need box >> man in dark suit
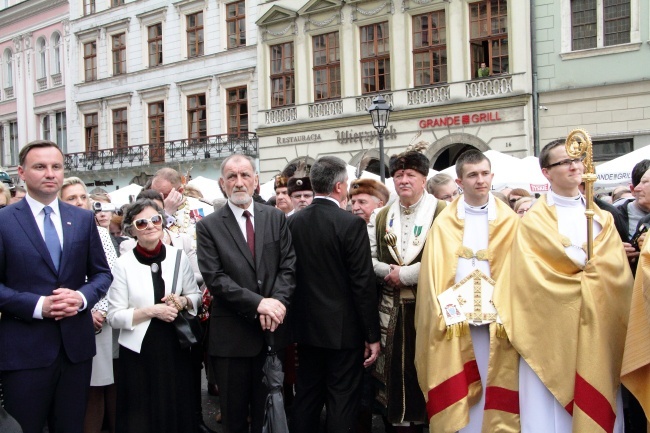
[288,155,381,433]
[0,140,112,433]
[196,154,296,433]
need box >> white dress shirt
[227,199,255,241]
[25,194,87,319]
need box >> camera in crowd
[92,201,123,216]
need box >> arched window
[37,37,47,79]
[4,49,13,88]
[51,33,61,75]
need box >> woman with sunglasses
[107,199,201,433]
[60,177,119,433]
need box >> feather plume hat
[389,141,430,177]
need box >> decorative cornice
[256,94,531,137]
[0,0,68,30]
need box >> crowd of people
[0,138,649,433]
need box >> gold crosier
[565,129,595,261]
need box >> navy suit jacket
[0,198,113,370]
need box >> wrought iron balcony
[64,132,258,172]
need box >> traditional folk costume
[415,193,519,433]
[369,190,446,424]
[621,226,650,419]
[494,192,633,433]
[168,196,213,249]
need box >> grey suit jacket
[196,201,296,357]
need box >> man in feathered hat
[349,179,390,224]
[368,143,446,432]
[415,150,520,433]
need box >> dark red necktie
[243,210,255,258]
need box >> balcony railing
[51,73,62,87]
[465,75,513,98]
[64,132,258,172]
[407,85,451,106]
[355,93,393,112]
[4,87,14,99]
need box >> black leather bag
[170,250,203,349]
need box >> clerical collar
[399,192,424,215]
[548,190,584,208]
[457,193,497,221]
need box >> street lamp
[368,95,393,183]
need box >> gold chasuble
[621,236,650,418]
[494,195,633,433]
[415,196,519,433]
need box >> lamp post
[368,95,393,183]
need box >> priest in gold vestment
[621,216,650,423]
[494,140,633,433]
[415,150,520,433]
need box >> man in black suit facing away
[196,154,296,433]
[288,155,381,433]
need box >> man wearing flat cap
[287,176,314,216]
[368,144,446,431]
[349,179,390,224]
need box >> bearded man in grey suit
[196,154,296,433]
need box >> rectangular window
[227,1,246,49]
[112,33,126,75]
[413,10,447,86]
[83,0,95,16]
[227,87,248,135]
[111,0,124,6]
[9,121,18,166]
[187,12,204,58]
[571,0,597,50]
[593,138,633,161]
[43,115,51,141]
[312,32,341,101]
[85,113,99,153]
[360,22,391,94]
[148,24,163,67]
[148,101,165,163]
[469,0,508,77]
[84,41,97,82]
[187,94,207,140]
[56,111,67,153]
[113,108,128,151]
[604,0,630,46]
[270,42,295,108]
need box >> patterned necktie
[243,210,255,258]
[43,206,61,271]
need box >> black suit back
[288,198,379,350]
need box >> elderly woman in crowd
[59,177,119,433]
[107,199,200,433]
[0,183,10,208]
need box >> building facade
[534,0,650,164]
[255,0,533,181]
[0,0,69,183]
[63,0,259,188]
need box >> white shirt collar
[547,190,585,208]
[315,196,341,206]
[25,193,60,217]
[227,199,254,219]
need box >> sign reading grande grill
[419,111,502,129]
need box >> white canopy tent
[187,176,225,202]
[439,150,550,193]
[107,184,143,207]
[594,146,650,189]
